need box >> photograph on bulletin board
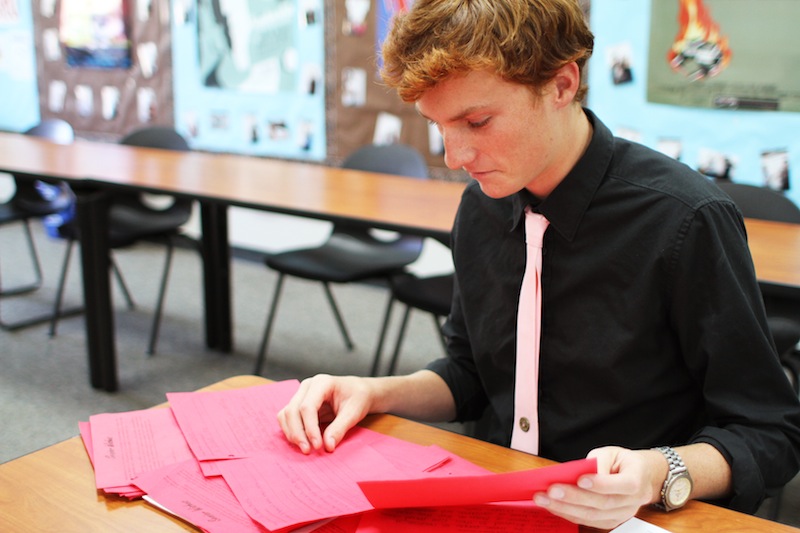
[60,0,132,69]
[647,0,800,112]
[198,0,297,93]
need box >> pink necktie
[511,208,549,455]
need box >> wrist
[652,446,694,511]
[645,448,670,505]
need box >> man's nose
[442,132,475,170]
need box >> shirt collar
[510,109,615,241]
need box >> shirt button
[519,417,530,432]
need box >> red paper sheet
[356,503,577,532]
[357,457,597,508]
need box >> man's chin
[474,179,517,200]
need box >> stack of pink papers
[79,379,595,532]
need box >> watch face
[668,476,692,507]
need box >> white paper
[611,517,673,533]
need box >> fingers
[321,398,369,452]
[534,485,640,530]
[277,377,328,454]
[532,447,653,530]
[277,375,373,454]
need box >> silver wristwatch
[653,446,693,511]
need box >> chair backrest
[337,144,429,242]
[714,179,800,224]
[10,120,75,216]
[120,126,190,151]
[113,126,193,221]
[342,143,429,179]
[25,118,75,145]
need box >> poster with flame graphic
[647,0,800,112]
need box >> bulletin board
[31,0,174,141]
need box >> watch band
[653,446,693,511]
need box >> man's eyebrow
[416,104,488,124]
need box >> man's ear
[551,62,581,108]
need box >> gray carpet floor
[1,222,798,527]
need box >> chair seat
[55,201,191,248]
[390,273,454,316]
[0,203,28,224]
[769,316,800,356]
[266,232,422,283]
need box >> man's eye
[468,117,490,128]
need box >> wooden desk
[0,375,794,533]
[4,131,800,392]
[0,132,465,391]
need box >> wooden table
[4,131,800,391]
[0,132,465,391]
[0,375,794,533]
[745,218,800,295]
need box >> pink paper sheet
[166,380,300,461]
[217,443,407,532]
[88,407,196,495]
[357,457,597,508]
[133,459,268,533]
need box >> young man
[278,0,800,528]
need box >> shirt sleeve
[667,199,800,512]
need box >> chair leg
[254,273,286,376]
[110,256,135,310]
[147,238,175,355]
[49,238,75,337]
[433,314,447,353]
[0,220,44,297]
[370,294,396,376]
[322,282,354,351]
[768,488,784,522]
[386,306,412,376]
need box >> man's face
[416,70,564,199]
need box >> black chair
[370,269,454,376]
[714,179,800,377]
[714,179,800,224]
[254,143,429,375]
[0,119,78,330]
[51,126,195,354]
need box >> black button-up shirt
[428,109,800,512]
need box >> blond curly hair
[381,0,594,103]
